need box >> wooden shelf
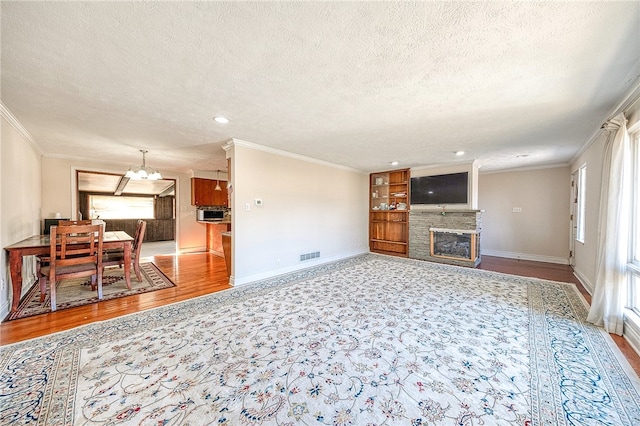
[369,168,410,257]
[370,239,407,245]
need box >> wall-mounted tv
[410,172,468,205]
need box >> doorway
[75,170,177,253]
[569,171,578,267]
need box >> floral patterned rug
[3,262,176,321]
[1,254,639,425]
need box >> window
[634,135,640,264]
[576,164,587,243]
[630,132,640,314]
[89,195,154,220]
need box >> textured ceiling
[2,2,639,174]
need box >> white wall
[478,166,571,264]
[1,113,42,318]
[41,157,204,253]
[228,140,369,285]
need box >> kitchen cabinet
[369,168,410,256]
[206,222,231,254]
[222,231,231,278]
[191,177,228,207]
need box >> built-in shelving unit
[369,168,410,257]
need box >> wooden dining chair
[38,224,104,312]
[36,220,94,279]
[58,220,92,226]
[103,219,147,284]
[37,219,91,262]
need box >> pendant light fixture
[215,170,222,191]
[125,149,162,180]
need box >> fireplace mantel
[412,209,484,213]
[429,227,480,234]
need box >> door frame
[569,170,578,266]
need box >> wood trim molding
[481,249,569,265]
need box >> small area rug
[3,262,175,321]
[1,254,640,424]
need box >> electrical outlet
[245,202,251,211]
[512,207,522,213]
[0,278,5,292]
[276,259,281,266]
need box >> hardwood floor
[0,252,231,345]
[2,253,639,377]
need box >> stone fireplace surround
[408,210,483,267]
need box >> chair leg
[96,270,103,300]
[50,279,57,312]
[39,277,47,303]
[134,260,142,282]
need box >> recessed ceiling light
[214,116,229,124]
[390,161,399,166]
[454,151,465,156]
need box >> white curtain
[587,112,632,335]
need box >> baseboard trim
[624,309,640,357]
[482,249,569,265]
[0,300,9,322]
[178,246,207,254]
[233,249,367,286]
[573,268,594,295]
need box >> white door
[569,171,578,266]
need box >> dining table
[4,230,133,314]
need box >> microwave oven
[197,209,225,221]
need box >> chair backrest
[133,220,147,258]
[49,224,104,273]
[58,220,92,226]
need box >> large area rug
[2,254,640,425]
[3,262,176,321]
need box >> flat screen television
[410,172,468,205]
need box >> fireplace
[430,228,479,263]
[409,210,482,267]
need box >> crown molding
[479,162,570,175]
[222,138,364,173]
[0,101,42,155]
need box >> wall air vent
[300,251,320,262]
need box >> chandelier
[125,149,162,180]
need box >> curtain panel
[587,112,632,335]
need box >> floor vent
[300,251,320,262]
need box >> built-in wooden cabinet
[205,222,231,254]
[191,178,228,207]
[369,168,410,256]
[105,219,174,242]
